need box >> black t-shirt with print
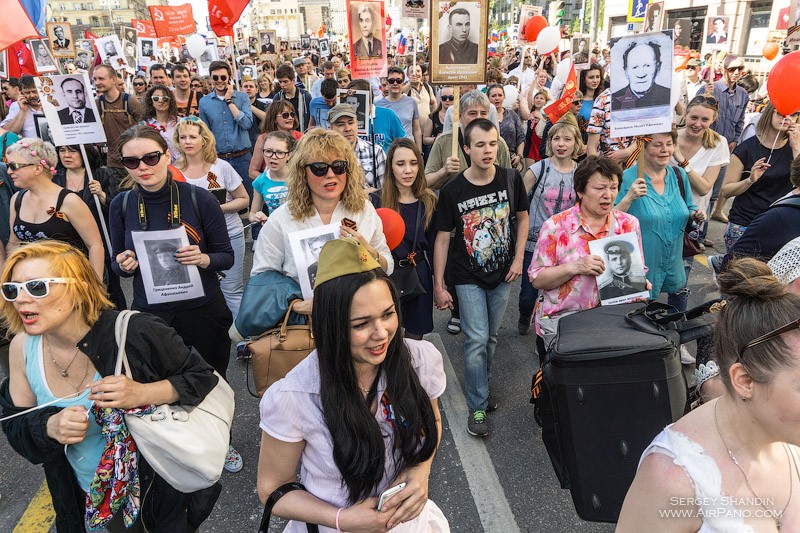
[434,165,529,290]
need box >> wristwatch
[224,99,233,105]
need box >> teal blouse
[617,164,696,296]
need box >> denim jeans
[666,262,691,313]
[221,152,258,240]
[455,282,512,411]
[518,250,539,318]
[221,231,245,320]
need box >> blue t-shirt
[579,99,594,123]
[253,170,289,214]
[309,97,332,129]
[358,106,408,154]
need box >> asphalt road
[0,220,727,533]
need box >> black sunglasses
[212,74,229,81]
[387,78,404,85]
[305,160,348,177]
[738,318,800,360]
[726,66,745,73]
[685,66,697,71]
[279,111,296,120]
[6,162,36,172]
[121,151,165,170]
[441,95,454,102]
[133,82,146,86]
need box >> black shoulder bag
[389,203,427,302]
[672,166,702,258]
[258,482,320,533]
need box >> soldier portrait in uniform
[438,7,478,64]
[430,0,488,84]
[351,2,384,59]
[147,240,190,287]
[589,235,649,305]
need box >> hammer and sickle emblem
[153,8,164,22]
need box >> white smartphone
[377,482,407,511]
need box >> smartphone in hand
[377,482,406,511]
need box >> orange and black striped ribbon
[624,135,654,169]
[207,172,220,189]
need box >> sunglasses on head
[441,95,454,102]
[689,95,719,109]
[6,162,36,172]
[280,111,296,120]
[179,115,201,123]
[121,151,165,170]
[305,160,348,177]
[387,78,404,85]
[211,74,229,82]
[1,278,74,301]
[151,95,170,102]
[726,65,745,73]
[738,318,800,360]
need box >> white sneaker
[680,345,696,365]
[224,445,243,473]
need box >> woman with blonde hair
[251,128,393,315]
[0,240,220,532]
[370,138,437,338]
[173,117,249,322]
[257,69,275,106]
[6,138,104,279]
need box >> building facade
[50,0,164,40]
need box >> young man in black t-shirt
[433,119,529,437]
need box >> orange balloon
[525,16,548,43]
[376,208,406,250]
[763,43,780,61]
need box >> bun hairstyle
[715,258,800,390]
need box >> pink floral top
[529,204,643,335]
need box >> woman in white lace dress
[618,258,800,532]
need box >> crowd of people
[0,32,798,532]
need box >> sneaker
[236,343,251,361]
[680,345,696,365]
[517,314,532,335]
[224,445,243,473]
[486,392,498,412]
[446,317,461,335]
[467,409,488,437]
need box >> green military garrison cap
[314,238,381,289]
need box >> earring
[741,397,749,402]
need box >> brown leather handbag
[247,300,314,397]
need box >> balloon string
[766,116,787,165]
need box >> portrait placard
[138,38,158,69]
[319,38,331,59]
[34,73,107,146]
[47,22,75,59]
[122,40,137,71]
[588,232,649,306]
[609,31,674,138]
[402,0,429,20]
[197,45,218,77]
[704,16,730,51]
[95,35,130,71]
[0,51,7,79]
[120,25,138,46]
[337,89,370,135]
[347,0,388,79]
[430,0,488,84]
[517,5,543,44]
[74,49,93,71]
[33,114,54,145]
[669,18,692,49]
[643,1,664,33]
[132,227,205,305]
[288,224,340,299]
[259,31,277,54]
[571,35,590,70]
[30,39,59,74]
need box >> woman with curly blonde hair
[251,128,393,315]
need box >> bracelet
[335,507,344,532]
[678,159,689,168]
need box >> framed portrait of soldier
[288,224,339,299]
[132,228,204,304]
[571,35,591,70]
[138,37,157,69]
[259,31,277,54]
[0,51,7,79]
[96,35,130,71]
[301,34,311,50]
[588,233,649,306]
[609,31,674,138]
[47,22,75,59]
[120,26,138,46]
[643,2,664,33]
[337,89,370,134]
[430,0,488,84]
[670,18,692,49]
[30,39,59,74]
[347,0,388,79]
[122,40,137,71]
[235,39,248,58]
[34,73,107,146]
[34,114,54,145]
[74,49,93,71]
[197,45,218,77]
[705,16,730,51]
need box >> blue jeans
[221,151,258,240]
[221,231,245,320]
[518,250,539,318]
[455,282,512,411]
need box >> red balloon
[768,51,800,116]
[525,15,548,43]
[376,208,405,250]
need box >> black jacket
[0,309,221,532]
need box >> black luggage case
[539,302,688,523]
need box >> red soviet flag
[208,0,249,38]
[1,1,40,52]
[544,67,578,124]
[149,4,195,37]
[7,41,37,78]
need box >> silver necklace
[714,400,793,530]
[46,337,80,378]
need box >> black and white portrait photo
[351,3,384,59]
[289,224,339,299]
[260,31,276,54]
[121,26,138,46]
[643,2,664,33]
[75,50,92,70]
[47,22,75,59]
[319,38,330,59]
[139,37,157,69]
[96,35,129,70]
[670,18,692,49]
[34,114,54,145]
[301,34,311,50]
[30,39,58,73]
[438,5,479,64]
[337,89,370,134]
[78,39,93,52]
[146,240,190,287]
[57,77,96,124]
[588,234,649,306]
[123,40,137,70]
[571,36,590,69]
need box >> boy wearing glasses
[199,60,254,196]
[375,66,422,150]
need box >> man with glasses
[375,66,422,150]
[273,63,312,132]
[1,76,44,138]
[684,58,708,103]
[199,60,254,197]
[327,103,386,190]
[171,65,200,118]
[708,54,749,226]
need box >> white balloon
[186,34,206,59]
[556,58,573,84]
[503,85,519,108]
[536,27,561,55]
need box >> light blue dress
[618,164,696,297]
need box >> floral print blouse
[529,204,643,335]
